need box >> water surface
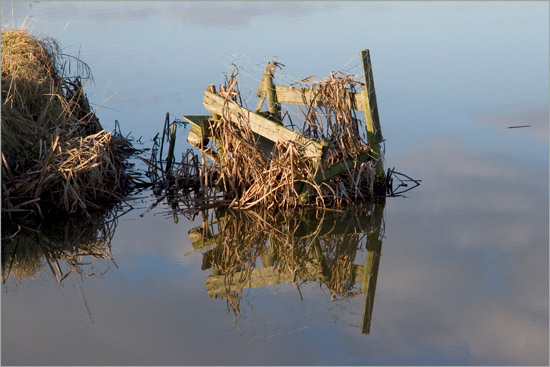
[1,1,548,365]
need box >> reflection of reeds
[191,204,383,310]
[189,202,385,334]
[1,209,118,283]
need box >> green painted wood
[299,149,373,203]
[360,50,385,180]
[255,134,276,157]
[275,85,365,110]
[183,115,211,149]
[264,62,282,123]
[182,115,211,126]
[202,89,324,159]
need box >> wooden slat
[274,85,365,110]
[202,89,324,158]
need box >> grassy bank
[1,29,134,219]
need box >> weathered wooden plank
[360,50,385,180]
[182,115,211,126]
[203,89,324,159]
[183,115,211,148]
[274,85,365,110]
[187,127,203,148]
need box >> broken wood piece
[182,115,211,149]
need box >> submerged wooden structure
[181,50,386,207]
[186,201,385,334]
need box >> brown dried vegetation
[149,68,380,214]
[1,29,134,219]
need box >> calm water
[1,1,549,365]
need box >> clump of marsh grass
[1,29,135,219]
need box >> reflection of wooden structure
[182,49,385,197]
[186,201,385,334]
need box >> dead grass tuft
[1,29,135,219]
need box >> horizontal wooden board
[203,90,324,159]
[274,85,365,111]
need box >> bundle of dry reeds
[1,29,135,219]
[292,72,376,205]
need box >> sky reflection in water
[1,1,548,365]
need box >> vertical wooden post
[360,50,385,189]
[360,199,385,334]
[256,62,282,124]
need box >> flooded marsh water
[1,1,548,366]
